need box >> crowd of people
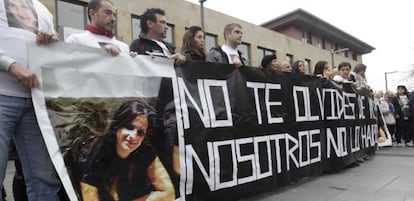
[375,86,414,147]
[1,0,413,200]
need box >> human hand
[103,44,121,56]
[36,30,59,45]
[170,53,186,65]
[129,51,138,57]
[233,56,242,68]
[8,62,39,88]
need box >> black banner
[177,61,376,200]
[30,44,377,201]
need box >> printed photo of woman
[5,0,38,33]
[78,100,175,201]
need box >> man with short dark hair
[206,23,246,68]
[130,8,185,65]
[66,0,130,56]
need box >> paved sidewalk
[241,146,414,201]
[3,147,414,201]
[3,161,14,201]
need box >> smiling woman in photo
[5,0,38,33]
[79,100,175,201]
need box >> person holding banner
[65,0,130,56]
[206,23,246,67]
[279,60,292,72]
[130,8,186,65]
[292,60,306,74]
[79,100,175,201]
[375,90,395,143]
[181,26,207,61]
[0,0,62,200]
[260,54,278,70]
[379,91,396,139]
[332,62,353,83]
[349,63,370,90]
[313,60,332,79]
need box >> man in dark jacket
[206,23,246,67]
[130,8,185,65]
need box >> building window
[56,0,88,40]
[205,33,217,52]
[304,59,311,74]
[352,51,358,60]
[317,37,325,49]
[238,42,251,65]
[333,43,339,51]
[302,31,312,44]
[257,46,276,66]
[57,0,88,30]
[344,50,349,58]
[131,15,174,45]
[317,37,321,48]
[326,40,332,51]
[131,15,140,40]
[286,54,293,65]
[165,23,174,45]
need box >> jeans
[0,94,60,201]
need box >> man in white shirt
[0,0,61,200]
[206,23,246,68]
[65,0,130,56]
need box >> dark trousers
[396,120,411,143]
[0,159,28,201]
[1,187,5,201]
[12,159,69,201]
[13,159,27,201]
[386,124,395,139]
[9,142,69,201]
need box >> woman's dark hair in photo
[108,100,155,134]
[82,100,156,200]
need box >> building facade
[40,0,374,73]
[261,9,375,70]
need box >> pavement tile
[241,147,414,201]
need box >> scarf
[86,25,114,38]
